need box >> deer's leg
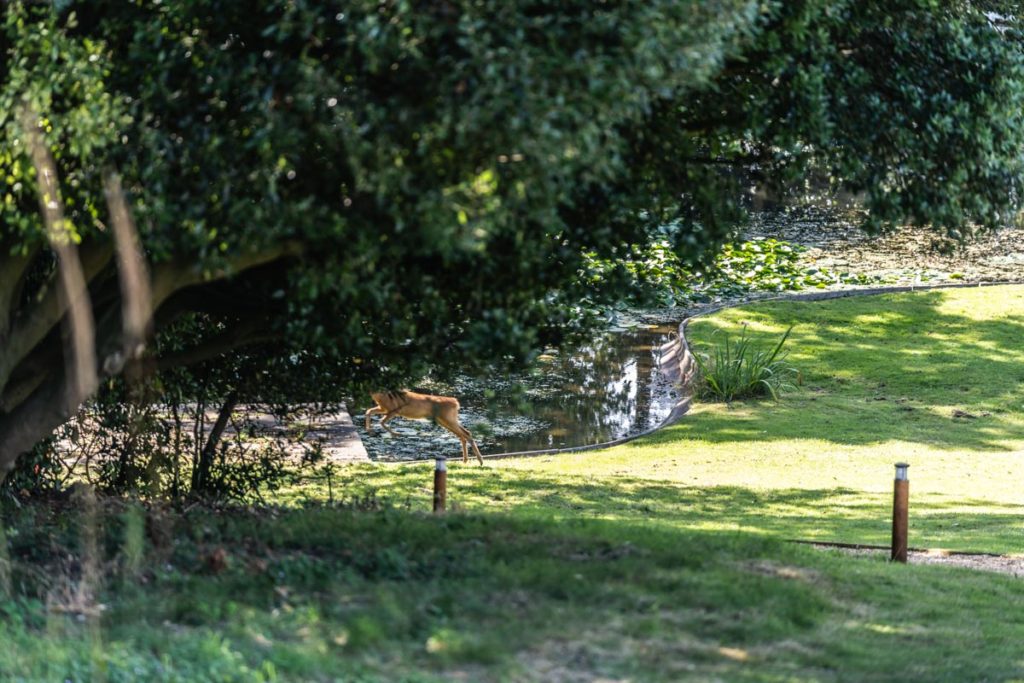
[467,430,484,465]
[454,421,483,465]
[380,410,403,437]
[364,406,384,433]
[436,416,467,462]
[438,416,483,465]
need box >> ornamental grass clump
[693,325,798,402]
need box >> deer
[364,390,484,465]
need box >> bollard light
[433,457,448,514]
[891,462,910,563]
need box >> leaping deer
[365,390,484,465]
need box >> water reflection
[361,325,680,461]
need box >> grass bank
[3,500,1024,682]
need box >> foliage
[699,238,878,296]
[2,395,324,502]
[693,324,798,402]
[591,234,881,309]
[686,0,1024,234]
[2,439,65,497]
[0,0,1022,474]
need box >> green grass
[5,501,1024,682]
[337,284,1024,554]
[7,285,1024,681]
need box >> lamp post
[433,457,447,513]
[891,462,909,563]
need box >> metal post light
[891,462,909,563]
[433,457,447,514]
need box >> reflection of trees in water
[633,334,657,433]
[424,326,676,454]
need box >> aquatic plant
[693,325,798,402]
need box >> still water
[361,324,681,461]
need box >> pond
[360,324,681,461]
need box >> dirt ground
[810,543,1024,577]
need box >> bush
[693,325,798,402]
[4,386,327,503]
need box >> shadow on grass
[0,498,830,681]
[6,483,1024,679]
[348,467,1024,555]
[680,288,1024,451]
[6,495,1024,682]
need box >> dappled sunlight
[676,288,1024,455]
[694,287,1024,366]
[514,423,1024,502]
[861,622,929,636]
[316,289,1024,555]
[338,460,1024,554]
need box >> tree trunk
[0,373,74,476]
[191,393,237,495]
[171,401,182,498]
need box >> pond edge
[393,280,1024,465]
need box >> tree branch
[0,234,298,392]
[155,318,281,372]
[681,155,773,166]
[0,244,42,338]
[0,370,72,475]
[0,366,52,416]
[0,241,113,394]
[150,241,304,309]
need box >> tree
[0,0,1021,478]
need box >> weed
[693,324,798,401]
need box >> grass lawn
[5,285,1024,681]
[343,284,1024,554]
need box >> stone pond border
[392,279,1024,465]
